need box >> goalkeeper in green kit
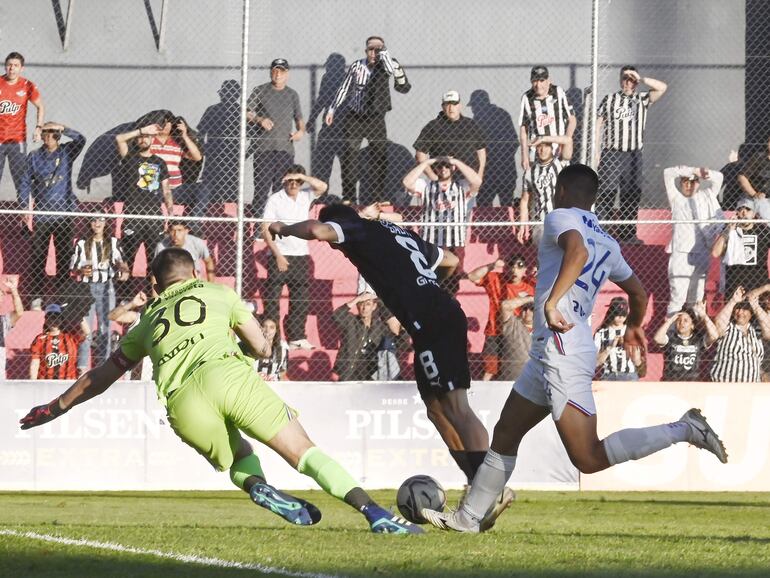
[20,248,421,535]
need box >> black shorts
[412,302,470,398]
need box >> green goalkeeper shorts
[165,357,297,471]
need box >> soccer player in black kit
[268,203,513,525]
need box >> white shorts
[513,345,596,421]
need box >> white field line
[0,529,341,578]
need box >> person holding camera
[19,122,86,303]
[325,35,410,204]
[594,66,667,243]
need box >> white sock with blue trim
[603,422,690,466]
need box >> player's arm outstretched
[544,229,588,333]
[268,220,339,243]
[19,360,128,430]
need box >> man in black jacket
[325,36,410,204]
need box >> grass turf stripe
[0,529,341,578]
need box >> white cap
[442,90,460,104]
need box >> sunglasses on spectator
[285,178,303,184]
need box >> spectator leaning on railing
[710,286,769,383]
[663,165,724,316]
[653,301,718,382]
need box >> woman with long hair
[255,317,289,381]
[594,297,645,380]
[653,301,719,381]
[70,215,129,368]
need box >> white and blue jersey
[532,208,633,357]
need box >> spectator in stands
[720,145,749,210]
[710,286,769,382]
[332,292,400,381]
[467,255,535,381]
[70,215,129,367]
[0,277,24,380]
[114,125,173,296]
[402,157,481,294]
[107,290,152,380]
[413,90,486,183]
[750,285,770,381]
[595,66,667,243]
[135,110,203,197]
[595,297,645,380]
[20,122,86,301]
[247,59,305,216]
[154,220,216,282]
[29,303,89,379]
[254,317,288,382]
[653,301,719,381]
[518,134,573,245]
[712,198,770,297]
[260,164,327,350]
[737,135,770,201]
[518,65,575,173]
[498,295,534,381]
[663,165,724,316]
[0,52,44,195]
[325,35,410,203]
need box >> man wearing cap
[325,36,410,203]
[712,196,770,298]
[594,66,667,243]
[518,66,575,173]
[663,165,724,315]
[19,122,86,302]
[247,58,305,216]
[414,90,486,183]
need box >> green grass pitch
[1,490,768,577]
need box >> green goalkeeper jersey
[117,279,253,402]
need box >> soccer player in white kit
[423,164,728,533]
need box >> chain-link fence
[0,0,762,384]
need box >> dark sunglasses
[285,178,303,184]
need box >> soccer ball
[396,475,446,524]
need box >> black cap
[531,65,549,81]
[271,58,290,70]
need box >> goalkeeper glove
[20,397,67,430]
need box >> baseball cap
[531,66,549,81]
[442,90,460,104]
[683,173,700,182]
[270,58,290,70]
[45,303,63,314]
[736,198,756,212]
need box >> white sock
[459,450,517,523]
[603,422,690,466]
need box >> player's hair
[284,164,306,177]
[151,248,195,289]
[555,163,599,205]
[366,36,385,46]
[599,297,629,329]
[319,203,359,223]
[5,52,24,65]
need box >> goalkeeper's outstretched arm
[20,360,127,430]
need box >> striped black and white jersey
[413,177,473,248]
[518,85,573,140]
[70,237,123,283]
[330,52,396,116]
[523,158,569,221]
[710,323,764,382]
[594,325,636,376]
[597,90,651,152]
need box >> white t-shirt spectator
[262,188,315,256]
[155,234,211,276]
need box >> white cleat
[680,408,728,464]
[420,508,480,533]
[479,486,516,532]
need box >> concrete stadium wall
[0,0,745,206]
